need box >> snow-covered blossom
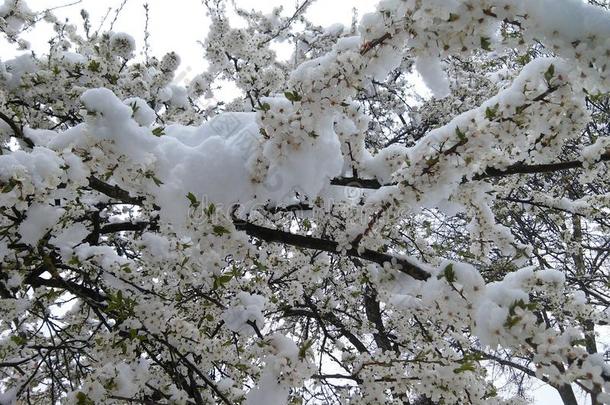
[0,0,609,404]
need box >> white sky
[0,1,591,404]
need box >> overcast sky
[0,1,586,403]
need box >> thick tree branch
[25,275,107,305]
[100,221,149,234]
[331,152,610,190]
[85,179,430,280]
[330,176,383,189]
[87,176,143,204]
[473,153,610,179]
[234,220,431,280]
[363,286,396,353]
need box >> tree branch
[473,153,610,179]
[330,152,610,190]
[87,177,143,204]
[99,221,149,234]
[0,110,34,148]
[234,220,431,280]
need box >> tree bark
[556,384,578,405]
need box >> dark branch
[100,221,149,234]
[0,110,35,148]
[234,220,430,280]
[330,152,610,190]
[330,177,383,189]
[283,307,369,354]
[473,153,610,179]
[87,177,143,204]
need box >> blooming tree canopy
[1,0,610,404]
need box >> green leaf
[76,392,95,405]
[105,73,119,85]
[570,338,587,347]
[504,315,522,328]
[258,103,271,112]
[507,299,537,316]
[516,53,531,66]
[10,335,27,346]
[299,339,314,360]
[213,225,230,237]
[284,91,302,103]
[186,192,199,208]
[439,263,456,283]
[455,127,467,142]
[69,256,81,266]
[483,387,498,400]
[485,103,499,120]
[480,36,492,51]
[129,328,138,339]
[544,64,555,83]
[88,60,101,73]
[204,203,216,216]
[152,126,165,137]
[104,377,117,390]
[504,299,537,328]
[144,172,163,186]
[106,291,136,322]
[213,273,234,289]
[253,259,268,272]
[1,179,17,193]
[453,361,476,374]
[515,104,527,115]
[426,156,439,167]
